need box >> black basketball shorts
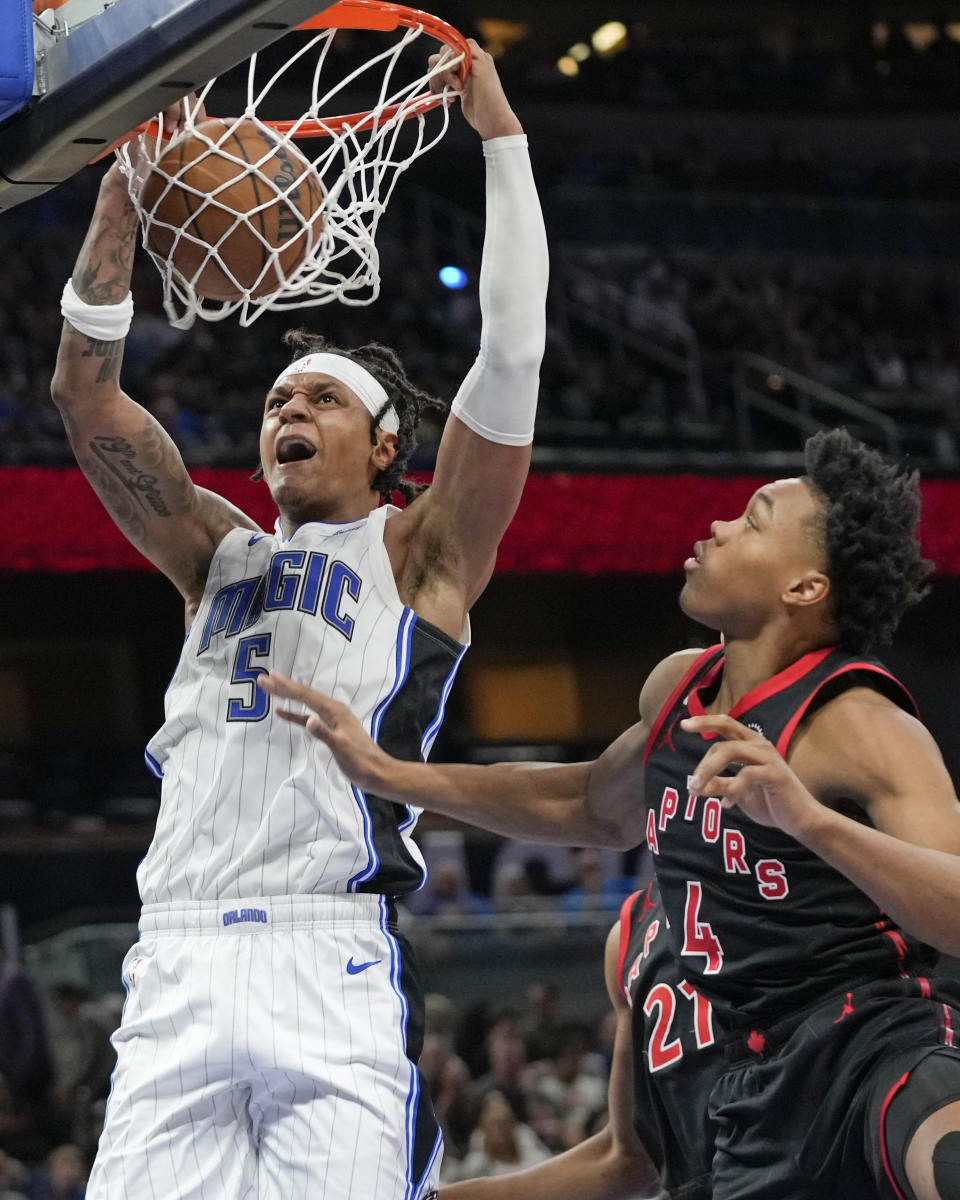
[706,977,960,1200]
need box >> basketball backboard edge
[0,0,338,213]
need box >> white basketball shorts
[86,893,442,1200]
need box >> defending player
[50,45,548,1200]
[261,428,960,1200]
[439,878,720,1200]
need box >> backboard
[0,0,340,212]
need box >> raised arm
[392,41,549,622]
[440,923,664,1200]
[50,124,257,609]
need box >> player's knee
[933,1130,960,1200]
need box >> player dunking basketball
[51,45,548,1200]
[264,429,960,1200]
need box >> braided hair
[256,330,447,504]
[803,428,932,653]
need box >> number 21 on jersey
[643,977,716,1072]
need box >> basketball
[140,118,324,301]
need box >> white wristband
[60,277,134,341]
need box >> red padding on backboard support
[2,468,960,575]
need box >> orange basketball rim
[105,0,472,157]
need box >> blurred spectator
[0,962,52,1111]
[522,857,571,901]
[453,1091,551,1181]
[420,993,474,1160]
[467,1010,533,1125]
[491,862,544,914]
[0,960,55,1161]
[454,1000,496,1081]
[44,983,115,1139]
[4,173,960,468]
[419,1034,473,1162]
[424,991,459,1043]
[0,1150,28,1200]
[561,849,633,915]
[864,331,910,391]
[461,831,505,898]
[30,1144,87,1200]
[520,980,562,1063]
[530,1022,608,1151]
[414,860,495,918]
[914,339,960,403]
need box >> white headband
[273,353,400,435]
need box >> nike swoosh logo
[248,534,268,546]
[346,957,382,975]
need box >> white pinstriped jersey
[139,505,467,904]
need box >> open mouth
[276,436,317,465]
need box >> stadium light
[439,265,468,290]
[591,21,628,55]
[557,55,580,77]
[904,22,938,51]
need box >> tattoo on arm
[74,439,149,546]
[66,209,138,380]
[89,435,172,518]
[74,414,198,543]
[73,211,138,305]
[81,338,124,383]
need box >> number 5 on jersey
[228,634,272,721]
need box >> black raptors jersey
[643,644,938,1029]
[619,882,724,1200]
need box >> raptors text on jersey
[642,644,936,1026]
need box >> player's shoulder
[638,648,706,726]
[800,682,925,747]
[196,486,262,544]
[791,682,945,803]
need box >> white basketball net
[116,23,462,328]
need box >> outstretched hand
[257,670,397,793]
[114,92,208,198]
[428,38,523,140]
[681,714,824,842]
[158,93,207,139]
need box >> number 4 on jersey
[682,880,724,975]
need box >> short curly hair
[256,330,447,504]
[803,428,932,653]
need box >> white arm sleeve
[450,133,549,446]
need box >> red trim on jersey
[943,1003,956,1047]
[685,646,835,738]
[879,1071,912,1200]
[617,890,642,997]
[644,646,722,765]
[774,663,919,757]
[883,928,910,974]
[919,977,932,999]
